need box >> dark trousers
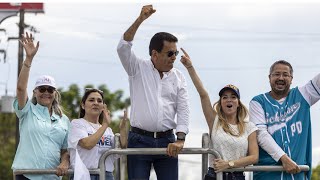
[127,131,178,180]
[204,167,245,180]
[15,175,30,180]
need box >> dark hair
[149,32,178,56]
[79,88,104,123]
[269,60,293,75]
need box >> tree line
[0,84,129,180]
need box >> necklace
[85,119,101,130]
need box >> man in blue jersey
[249,60,320,179]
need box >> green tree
[312,164,320,180]
[59,84,130,180]
[59,84,130,120]
[1,84,130,180]
[0,113,16,180]
[59,84,81,119]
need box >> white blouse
[209,116,257,167]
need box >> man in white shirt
[117,5,190,180]
[249,60,320,180]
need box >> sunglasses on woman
[37,86,56,94]
[85,88,104,94]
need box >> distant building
[0,95,14,113]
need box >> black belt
[131,126,173,138]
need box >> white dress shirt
[117,37,190,134]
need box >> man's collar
[150,60,173,75]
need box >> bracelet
[23,62,31,68]
[186,65,193,69]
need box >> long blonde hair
[32,90,64,117]
[213,98,248,136]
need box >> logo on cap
[34,75,56,89]
[219,84,240,98]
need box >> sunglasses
[37,86,56,94]
[85,88,104,94]
[167,50,179,57]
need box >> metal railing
[13,133,310,180]
[12,148,220,180]
[112,132,213,180]
[99,148,220,180]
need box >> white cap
[34,75,56,89]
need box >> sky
[1,1,320,179]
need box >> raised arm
[123,5,156,41]
[299,73,320,106]
[117,5,156,76]
[16,32,39,109]
[312,73,320,89]
[180,48,216,131]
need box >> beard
[271,81,290,96]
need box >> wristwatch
[228,161,235,168]
[176,132,186,141]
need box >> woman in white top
[180,48,258,180]
[68,88,128,180]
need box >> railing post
[114,133,121,180]
[202,133,210,179]
[216,172,223,180]
[13,148,309,180]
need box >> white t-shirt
[68,118,118,172]
[209,117,257,167]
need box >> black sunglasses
[37,86,56,94]
[167,50,179,57]
[85,88,103,94]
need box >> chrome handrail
[223,165,309,172]
[13,133,310,180]
[98,148,221,180]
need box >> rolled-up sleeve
[117,36,139,76]
[13,98,31,120]
[299,75,320,106]
[176,73,190,134]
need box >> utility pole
[0,3,44,150]
[15,9,24,149]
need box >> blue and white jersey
[250,80,320,180]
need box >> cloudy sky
[1,1,320,179]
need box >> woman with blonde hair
[12,32,70,180]
[180,48,258,180]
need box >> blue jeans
[127,131,178,180]
[70,171,114,180]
